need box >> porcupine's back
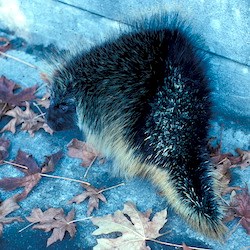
[48,14,227,239]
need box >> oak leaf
[213,158,241,196]
[0,195,23,236]
[224,187,250,235]
[91,202,167,250]
[1,102,53,136]
[26,208,76,247]
[230,148,250,169]
[0,150,63,201]
[68,184,107,216]
[0,137,10,162]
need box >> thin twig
[18,222,36,233]
[0,51,38,69]
[35,83,48,94]
[147,238,211,250]
[3,160,28,170]
[67,216,93,224]
[2,160,90,185]
[98,183,125,194]
[0,103,7,114]
[33,112,46,120]
[33,102,46,119]
[83,156,97,178]
[40,173,90,186]
[226,217,243,239]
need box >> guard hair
[46,12,227,240]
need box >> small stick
[18,222,36,233]
[98,183,125,194]
[33,112,46,120]
[0,51,38,69]
[83,156,97,178]
[2,160,90,185]
[147,238,211,250]
[40,173,90,186]
[33,102,46,119]
[226,217,243,239]
[3,160,28,170]
[35,83,48,94]
[67,216,93,224]
[0,103,7,114]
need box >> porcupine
[46,13,227,239]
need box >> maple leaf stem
[18,222,36,233]
[67,216,93,224]
[84,156,97,178]
[40,173,90,186]
[226,217,243,239]
[147,238,211,250]
[33,112,46,120]
[3,160,28,170]
[219,194,230,206]
[0,51,38,69]
[98,183,125,194]
[35,83,47,93]
[33,102,46,119]
[0,102,7,113]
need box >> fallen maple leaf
[0,150,63,201]
[224,187,250,235]
[0,137,10,162]
[0,195,23,236]
[68,184,107,216]
[26,208,76,247]
[0,75,37,106]
[67,138,103,167]
[91,202,167,250]
[41,150,64,173]
[1,101,53,136]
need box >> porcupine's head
[46,69,77,131]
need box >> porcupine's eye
[46,100,76,131]
[58,103,68,113]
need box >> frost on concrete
[0,0,249,249]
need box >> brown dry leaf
[213,158,241,196]
[67,138,103,167]
[36,92,50,109]
[27,208,76,247]
[0,137,10,162]
[224,187,250,235]
[0,195,23,236]
[91,202,167,250]
[0,150,63,201]
[26,208,64,226]
[41,150,64,173]
[1,101,53,136]
[0,75,37,107]
[230,149,250,169]
[182,243,193,250]
[68,184,107,216]
[0,37,11,52]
